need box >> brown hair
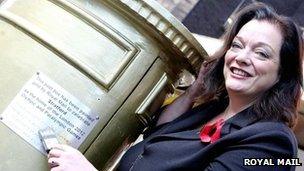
[197,2,303,127]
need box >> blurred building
[183,0,304,38]
[156,0,304,38]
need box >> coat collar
[164,99,227,133]
[221,106,259,136]
[157,98,259,138]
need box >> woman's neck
[224,93,257,120]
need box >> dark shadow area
[183,0,304,38]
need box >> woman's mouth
[230,67,252,77]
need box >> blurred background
[157,0,304,37]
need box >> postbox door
[0,0,160,170]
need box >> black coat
[118,99,298,171]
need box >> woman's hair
[198,2,303,127]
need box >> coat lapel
[220,107,259,137]
[148,98,259,141]
[163,99,228,134]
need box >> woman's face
[223,19,282,98]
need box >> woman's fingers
[198,61,210,79]
[48,157,60,168]
[47,144,65,169]
[47,144,98,171]
[50,168,61,171]
[48,148,63,158]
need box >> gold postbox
[0,0,208,170]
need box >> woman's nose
[234,51,251,66]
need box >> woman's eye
[231,42,242,49]
[256,51,269,58]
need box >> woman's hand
[156,62,209,125]
[47,144,98,171]
[186,61,209,99]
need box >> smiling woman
[196,3,303,128]
[223,20,282,106]
[47,2,303,171]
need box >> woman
[47,2,303,171]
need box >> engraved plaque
[0,72,99,154]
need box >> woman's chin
[226,85,247,93]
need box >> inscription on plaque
[0,72,99,154]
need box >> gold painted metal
[135,73,169,127]
[0,0,208,170]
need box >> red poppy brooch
[199,118,225,143]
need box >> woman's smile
[230,67,253,78]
